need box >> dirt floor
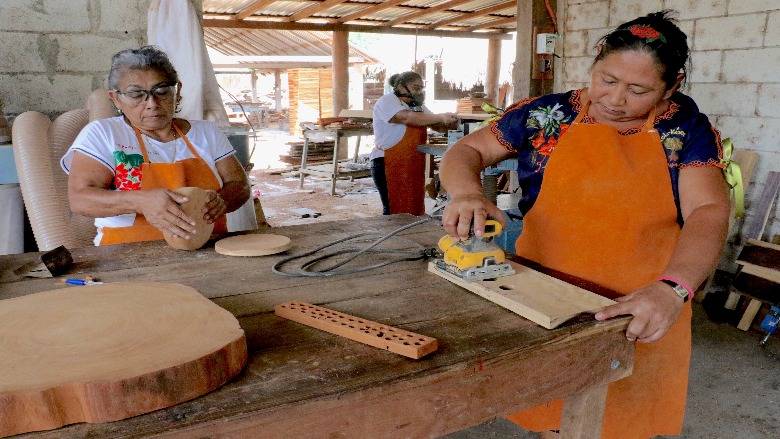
[246,126,386,228]
[247,126,780,439]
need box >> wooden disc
[0,282,247,436]
[215,233,292,257]
[164,186,215,250]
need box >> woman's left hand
[595,282,685,343]
[202,190,227,223]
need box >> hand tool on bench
[12,245,73,278]
[433,219,515,282]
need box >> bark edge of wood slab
[164,186,215,250]
[0,281,247,437]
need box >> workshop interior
[0,1,778,438]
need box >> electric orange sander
[434,220,515,282]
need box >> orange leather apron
[383,125,428,216]
[99,123,227,245]
[507,102,692,438]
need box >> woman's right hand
[137,189,198,239]
[442,193,506,240]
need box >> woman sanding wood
[439,11,730,439]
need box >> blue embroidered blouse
[489,89,724,222]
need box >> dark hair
[594,10,689,90]
[107,45,179,89]
[388,71,422,89]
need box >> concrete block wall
[559,0,780,269]
[0,0,149,119]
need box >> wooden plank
[0,217,634,438]
[732,272,780,304]
[127,295,631,439]
[428,260,616,329]
[740,264,780,284]
[275,301,438,359]
[737,298,764,330]
[738,239,780,274]
[743,171,780,241]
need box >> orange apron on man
[508,102,691,438]
[99,123,227,245]
[383,125,428,216]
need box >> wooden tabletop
[0,215,633,439]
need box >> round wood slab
[215,233,292,256]
[0,282,247,437]
[164,186,215,250]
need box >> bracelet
[658,276,694,301]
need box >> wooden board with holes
[428,261,616,329]
[275,301,438,359]
[0,282,247,437]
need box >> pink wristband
[658,276,695,300]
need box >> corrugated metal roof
[201,0,517,73]
[202,0,517,36]
[205,27,378,60]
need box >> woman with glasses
[370,71,459,215]
[60,45,250,246]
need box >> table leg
[425,153,434,179]
[330,133,340,196]
[299,136,310,189]
[353,135,361,163]
[559,384,608,439]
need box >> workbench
[298,126,373,195]
[0,215,632,439]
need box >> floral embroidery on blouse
[661,128,686,162]
[527,103,572,170]
[113,150,144,191]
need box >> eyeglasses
[114,84,177,106]
[405,83,425,92]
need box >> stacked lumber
[279,140,335,165]
[456,97,493,114]
[288,68,333,137]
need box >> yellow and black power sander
[434,220,515,282]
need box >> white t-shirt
[60,116,236,245]
[370,93,432,160]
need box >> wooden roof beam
[468,16,517,31]
[384,0,475,27]
[234,0,276,21]
[203,18,512,40]
[424,1,516,30]
[288,0,345,22]
[337,0,408,24]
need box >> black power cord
[271,217,440,277]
